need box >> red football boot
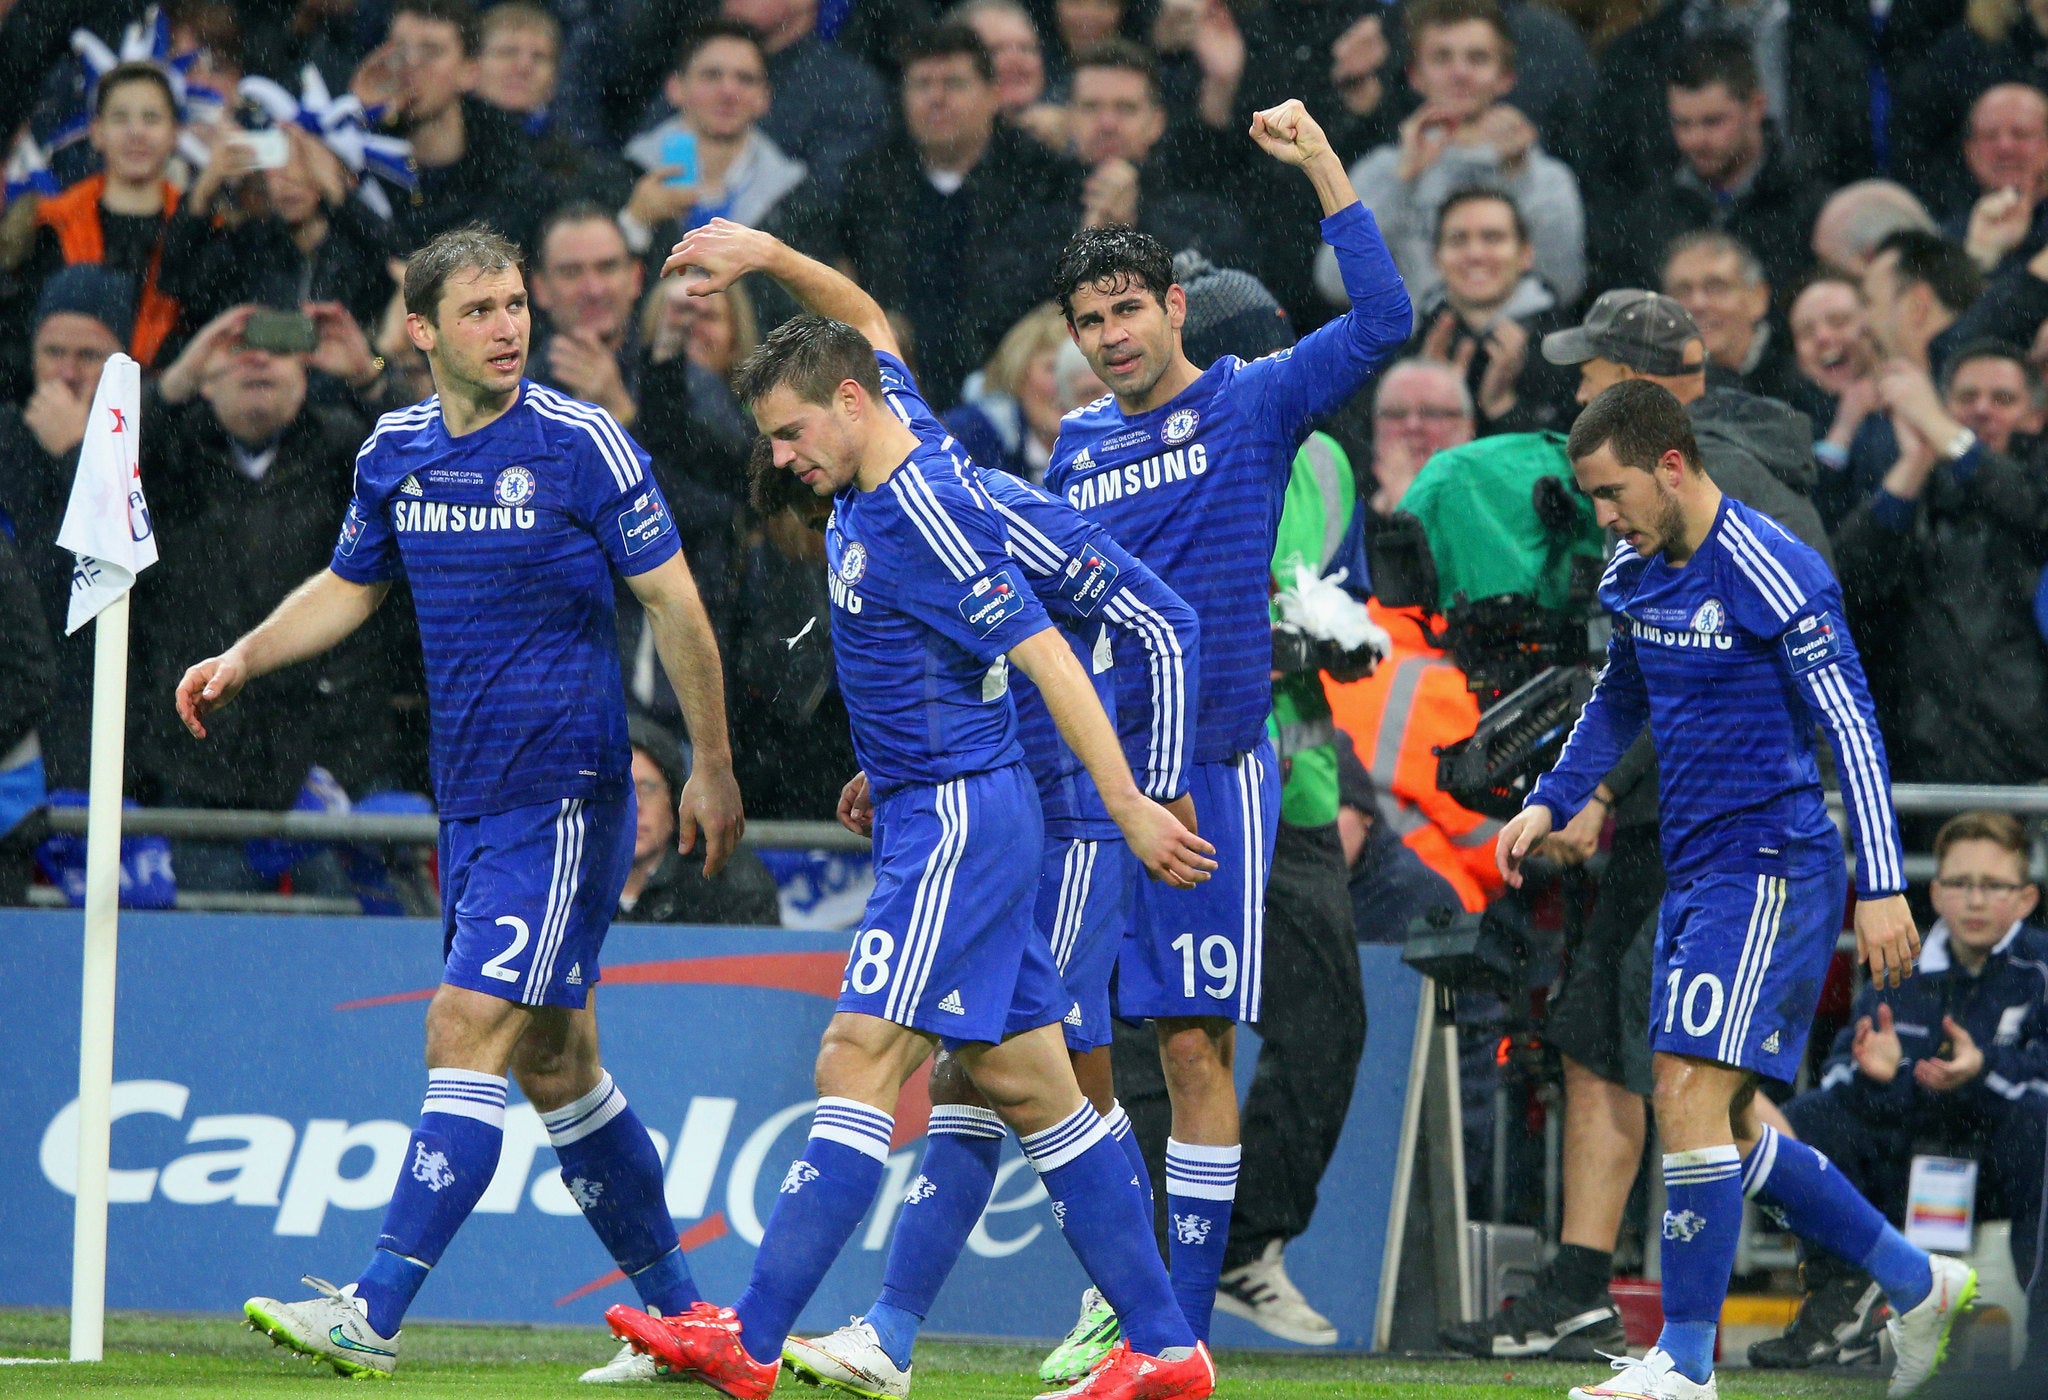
[604,1300,781,1399]
[1034,1341,1216,1400]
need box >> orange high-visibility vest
[36,175,182,366]
[1325,601,1504,912]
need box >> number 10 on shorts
[1664,968,1727,1037]
[1172,932,1239,1001]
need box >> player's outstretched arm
[175,569,388,738]
[626,552,746,875]
[662,219,900,360]
[1007,626,1217,887]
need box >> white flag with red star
[55,354,153,635]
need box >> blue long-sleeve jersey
[1529,496,1907,899]
[1045,201,1411,763]
[874,352,1202,831]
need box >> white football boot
[244,1276,400,1378]
[1567,1348,1718,1400]
[783,1318,913,1400]
[1885,1254,1977,1397]
[580,1308,681,1384]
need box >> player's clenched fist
[1495,803,1554,888]
[175,650,250,739]
[1248,99,1333,167]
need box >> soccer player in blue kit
[604,229,1220,1400]
[1498,381,1974,1400]
[171,227,746,1380]
[1043,98,1410,1346]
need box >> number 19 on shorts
[1172,932,1239,1001]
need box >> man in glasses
[1363,357,1474,527]
[1751,810,2048,1374]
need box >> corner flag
[56,354,152,634]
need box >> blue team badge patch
[1783,612,1845,675]
[1690,599,1725,634]
[1055,547,1120,615]
[1162,408,1200,445]
[960,568,1028,638]
[616,490,671,555]
[839,540,868,585]
[337,502,367,556]
[493,465,536,506]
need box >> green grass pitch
[0,1310,1892,1398]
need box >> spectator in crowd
[1951,83,2048,275]
[530,203,648,427]
[1585,0,1869,197]
[713,0,890,197]
[1788,273,1881,474]
[1053,333,1109,412]
[942,302,1068,483]
[952,0,1066,149]
[1406,186,1577,435]
[617,715,781,925]
[1894,0,2048,218]
[1752,811,2047,1371]
[0,270,135,791]
[621,22,807,260]
[471,1,633,209]
[351,0,555,254]
[1319,0,1584,311]
[138,302,399,883]
[1592,32,1823,306]
[1199,0,1377,147]
[1543,290,1831,559]
[1362,356,1475,525]
[1662,231,1799,402]
[1812,178,1939,276]
[1836,341,2048,786]
[1045,0,1127,97]
[640,271,759,459]
[20,62,186,368]
[164,122,400,338]
[1069,40,1255,275]
[821,22,1080,406]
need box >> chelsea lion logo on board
[1162,408,1200,445]
[493,465,536,506]
[839,540,868,585]
[1690,598,1725,635]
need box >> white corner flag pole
[53,355,151,1363]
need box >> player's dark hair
[1053,225,1174,322]
[732,313,885,409]
[1432,186,1529,248]
[1938,336,2029,394]
[1874,229,1984,316]
[395,0,483,57]
[536,200,625,265]
[1404,0,1516,70]
[1934,810,2031,867]
[405,224,526,321]
[1668,29,1759,102]
[675,19,767,76]
[1071,39,1159,99]
[94,61,177,118]
[1567,380,1703,474]
[899,21,994,84]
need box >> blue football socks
[1744,1124,1932,1312]
[1656,1146,1744,1384]
[868,1104,1006,1369]
[542,1073,699,1316]
[1023,1103,1195,1358]
[734,1098,895,1365]
[1104,1101,1154,1223]
[357,1069,508,1335]
[1164,1138,1239,1342]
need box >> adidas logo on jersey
[398,474,424,497]
[1760,1031,1780,1055]
[565,963,583,986]
[1064,1003,1083,1026]
[1069,446,1093,471]
[937,989,966,1015]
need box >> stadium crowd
[0,0,2046,1377]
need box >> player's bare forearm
[667,219,897,357]
[178,569,386,738]
[1301,150,1361,218]
[628,553,734,770]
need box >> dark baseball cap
[1541,290,1703,377]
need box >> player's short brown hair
[732,314,885,409]
[1933,811,2031,868]
[1566,379,1704,474]
[404,224,525,322]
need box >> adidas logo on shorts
[1761,1031,1780,1055]
[1064,1003,1083,1026]
[938,990,965,1015]
[566,963,583,986]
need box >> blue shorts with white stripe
[439,793,635,1009]
[1650,853,1847,1080]
[839,761,1067,1048]
[1017,833,1140,1051]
